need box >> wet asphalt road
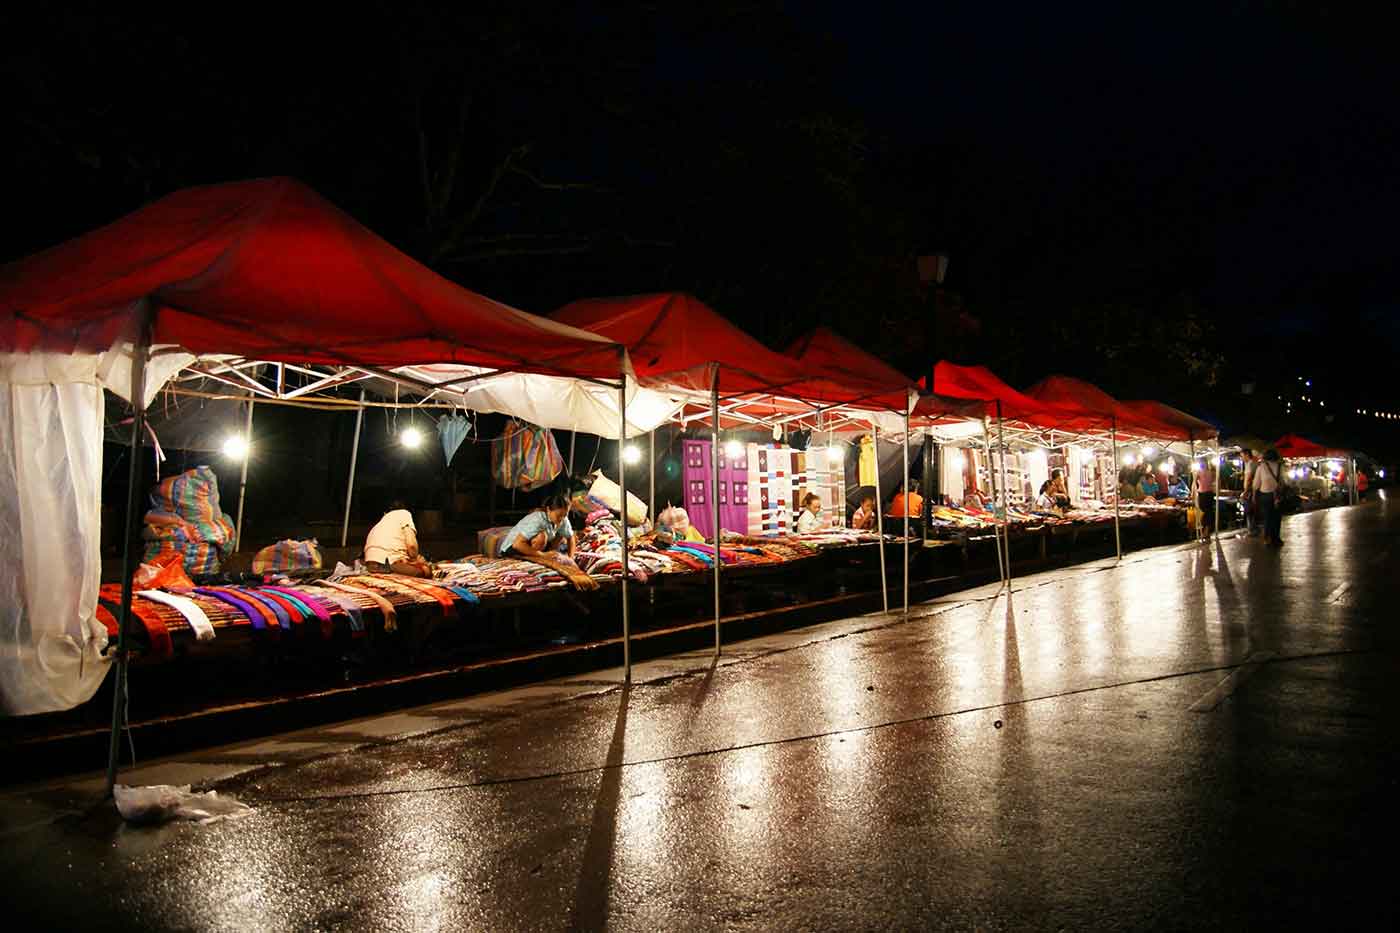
[3,495,1399,930]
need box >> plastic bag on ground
[113,783,253,825]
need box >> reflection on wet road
[5,495,1398,929]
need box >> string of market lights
[1278,375,1399,421]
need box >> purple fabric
[682,439,749,539]
[193,587,268,631]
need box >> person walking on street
[1196,457,1217,541]
[1250,449,1286,547]
[1240,451,1260,536]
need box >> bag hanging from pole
[491,419,564,491]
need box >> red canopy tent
[1023,375,1183,439]
[1273,434,1330,459]
[1122,400,1217,442]
[785,326,916,413]
[0,177,623,378]
[552,292,808,397]
[920,361,1075,427]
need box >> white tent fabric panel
[395,365,684,440]
[0,353,110,714]
[939,444,966,503]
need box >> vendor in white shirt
[796,492,828,533]
[364,504,432,578]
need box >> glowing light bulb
[951,452,967,468]
[1380,469,1386,478]
[622,444,642,465]
[1158,462,1170,473]
[222,435,249,461]
[1122,453,1135,465]
[400,426,423,449]
[827,446,844,465]
[1142,445,1156,456]
[724,439,744,458]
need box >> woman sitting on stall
[1138,468,1161,499]
[501,495,577,560]
[1046,469,1072,509]
[796,492,827,533]
[1034,481,1059,512]
[364,503,432,578]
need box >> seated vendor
[1139,470,1161,498]
[1046,469,1072,508]
[658,505,705,542]
[364,503,432,578]
[501,495,577,560]
[887,481,924,520]
[850,493,877,530]
[962,489,986,510]
[796,492,827,533]
[1034,481,1059,512]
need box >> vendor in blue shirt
[1138,469,1161,498]
[501,495,577,559]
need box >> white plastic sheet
[0,347,189,716]
[0,353,109,715]
[395,365,683,439]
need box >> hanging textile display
[437,413,471,465]
[142,466,237,575]
[858,435,877,486]
[744,444,794,534]
[491,419,564,490]
[682,439,749,539]
[799,444,846,528]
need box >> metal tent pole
[340,390,366,548]
[873,421,888,613]
[903,393,912,615]
[618,367,631,681]
[1349,455,1357,505]
[1189,439,1198,541]
[233,397,254,552]
[649,428,656,517]
[568,430,577,476]
[711,369,722,655]
[106,304,152,798]
[1111,418,1123,560]
[983,416,1005,584]
[997,401,1013,590]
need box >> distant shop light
[400,426,423,449]
[724,439,744,459]
[622,444,642,465]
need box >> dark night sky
[5,2,1398,453]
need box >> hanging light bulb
[1379,469,1386,478]
[400,426,423,449]
[827,446,844,465]
[622,444,642,465]
[725,439,744,459]
[1158,461,1171,473]
[1142,445,1156,456]
[951,451,967,469]
[1122,453,1135,465]
[222,435,249,461]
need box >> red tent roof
[1122,400,1218,442]
[0,177,622,377]
[554,293,827,401]
[1024,375,1183,438]
[922,361,1073,425]
[784,326,915,412]
[1273,434,1330,458]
